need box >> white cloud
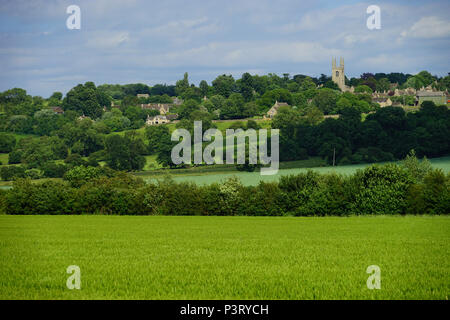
[401,16,450,38]
[274,3,367,33]
[142,17,220,44]
[128,41,342,68]
[359,53,420,71]
[86,31,130,49]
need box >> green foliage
[354,85,372,94]
[8,149,23,164]
[62,82,105,119]
[100,109,131,132]
[351,164,412,215]
[0,165,26,181]
[401,150,432,183]
[0,133,16,153]
[105,133,146,171]
[312,88,338,114]
[40,161,68,178]
[146,125,171,155]
[63,166,102,187]
[25,168,43,180]
[0,159,448,216]
[11,136,68,168]
[212,74,236,98]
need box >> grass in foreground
[0,215,448,300]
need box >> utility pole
[333,148,336,167]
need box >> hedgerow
[0,162,448,216]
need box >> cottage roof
[416,91,445,97]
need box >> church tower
[331,57,346,91]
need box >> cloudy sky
[0,0,449,97]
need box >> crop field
[0,215,448,300]
[145,156,450,186]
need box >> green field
[0,215,448,299]
[144,156,450,186]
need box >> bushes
[1,163,448,216]
[350,164,412,215]
[40,161,68,178]
[0,133,16,153]
[406,169,450,215]
[5,179,73,215]
[63,165,102,187]
[0,165,26,181]
[8,149,22,164]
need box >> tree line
[0,152,448,216]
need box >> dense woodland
[0,70,449,181]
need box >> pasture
[144,156,450,186]
[0,215,448,299]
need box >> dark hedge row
[0,160,448,216]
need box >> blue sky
[0,0,449,97]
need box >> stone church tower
[332,57,346,91]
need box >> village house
[146,115,169,126]
[77,114,91,121]
[137,93,150,98]
[372,97,393,108]
[141,103,171,114]
[49,106,64,115]
[394,88,417,96]
[415,91,446,106]
[266,101,290,118]
[165,114,178,121]
[110,101,120,109]
[172,97,183,106]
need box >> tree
[212,74,236,98]
[0,165,26,181]
[304,106,324,126]
[299,77,316,91]
[404,76,424,90]
[221,93,245,119]
[376,78,390,92]
[62,82,103,118]
[199,80,209,97]
[101,109,131,132]
[0,133,16,153]
[243,102,259,118]
[258,88,293,109]
[312,88,338,114]
[323,80,340,91]
[50,92,63,100]
[239,73,254,102]
[6,115,33,133]
[63,165,102,187]
[181,87,202,102]
[105,134,146,171]
[416,71,434,87]
[179,99,200,119]
[40,161,68,178]
[33,109,60,136]
[354,85,372,94]
[401,150,432,183]
[146,125,171,154]
[175,72,190,96]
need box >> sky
[0,0,449,97]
